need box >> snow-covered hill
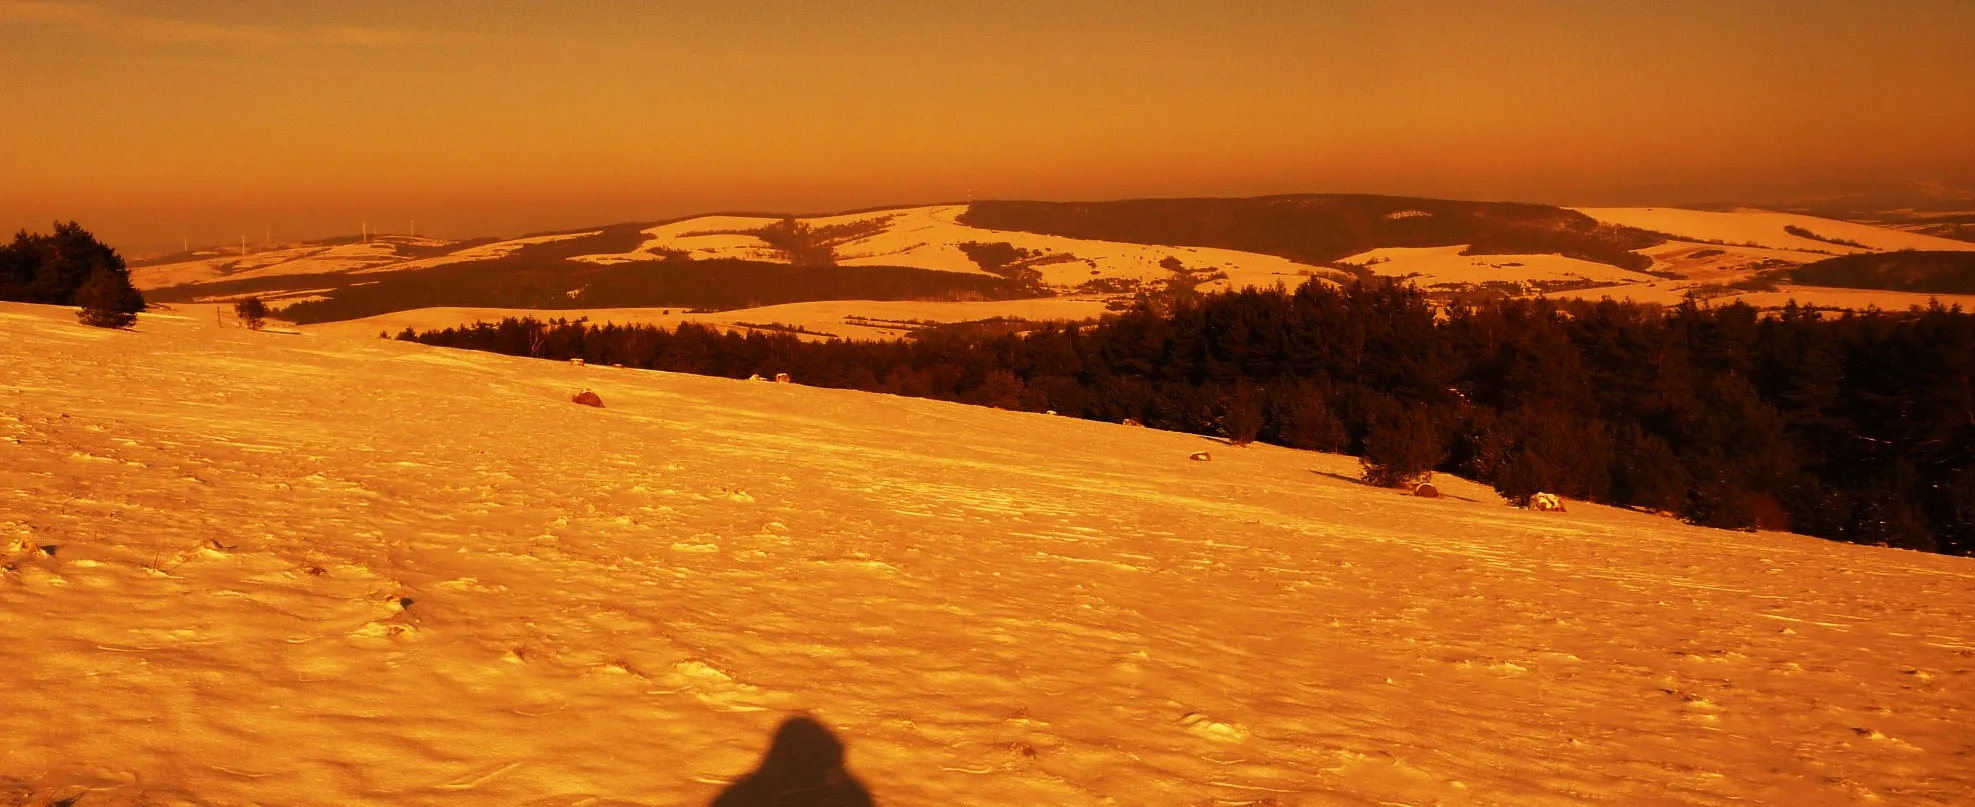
[574,205,1320,293]
[1573,207,1975,255]
[5,301,1972,805]
[126,206,1325,299]
[128,235,454,289]
[1337,245,1664,291]
[123,201,1975,325]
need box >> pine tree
[2,222,144,311]
[1269,382,1348,452]
[1219,382,1264,446]
[75,267,143,328]
[1360,404,1443,488]
[234,296,270,330]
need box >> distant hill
[960,194,1665,271]
[1792,251,1975,295]
[150,253,1029,325]
[125,195,1975,323]
[1568,207,1975,254]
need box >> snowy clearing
[1339,245,1662,288]
[4,302,1972,805]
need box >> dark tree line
[1792,250,1975,294]
[0,222,146,326]
[960,195,1662,271]
[404,280,1975,555]
[267,258,1027,324]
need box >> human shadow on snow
[709,714,875,807]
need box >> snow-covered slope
[1340,245,1664,289]
[576,205,1321,293]
[128,204,1975,318]
[5,301,1972,806]
[364,231,602,273]
[126,231,619,293]
[128,237,449,289]
[1574,207,1975,255]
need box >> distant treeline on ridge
[961,195,1664,271]
[402,280,1973,556]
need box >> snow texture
[3,301,1972,806]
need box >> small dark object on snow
[774,372,792,383]
[570,358,586,367]
[1414,482,1440,498]
[233,296,269,330]
[1122,418,1145,427]
[1189,451,1211,462]
[571,389,604,407]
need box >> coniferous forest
[0,222,146,325]
[403,280,1975,556]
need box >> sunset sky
[4,0,1972,253]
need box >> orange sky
[4,0,1972,253]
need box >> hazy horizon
[5,0,1973,254]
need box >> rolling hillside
[1574,207,1975,254]
[4,300,1973,805]
[573,204,1319,293]
[122,197,1975,327]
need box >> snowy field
[557,205,1320,292]
[366,231,604,274]
[127,206,1974,311]
[1337,246,1663,288]
[1573,208,1975,255]
[129,239,442,290]
[3,301,1973,806]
